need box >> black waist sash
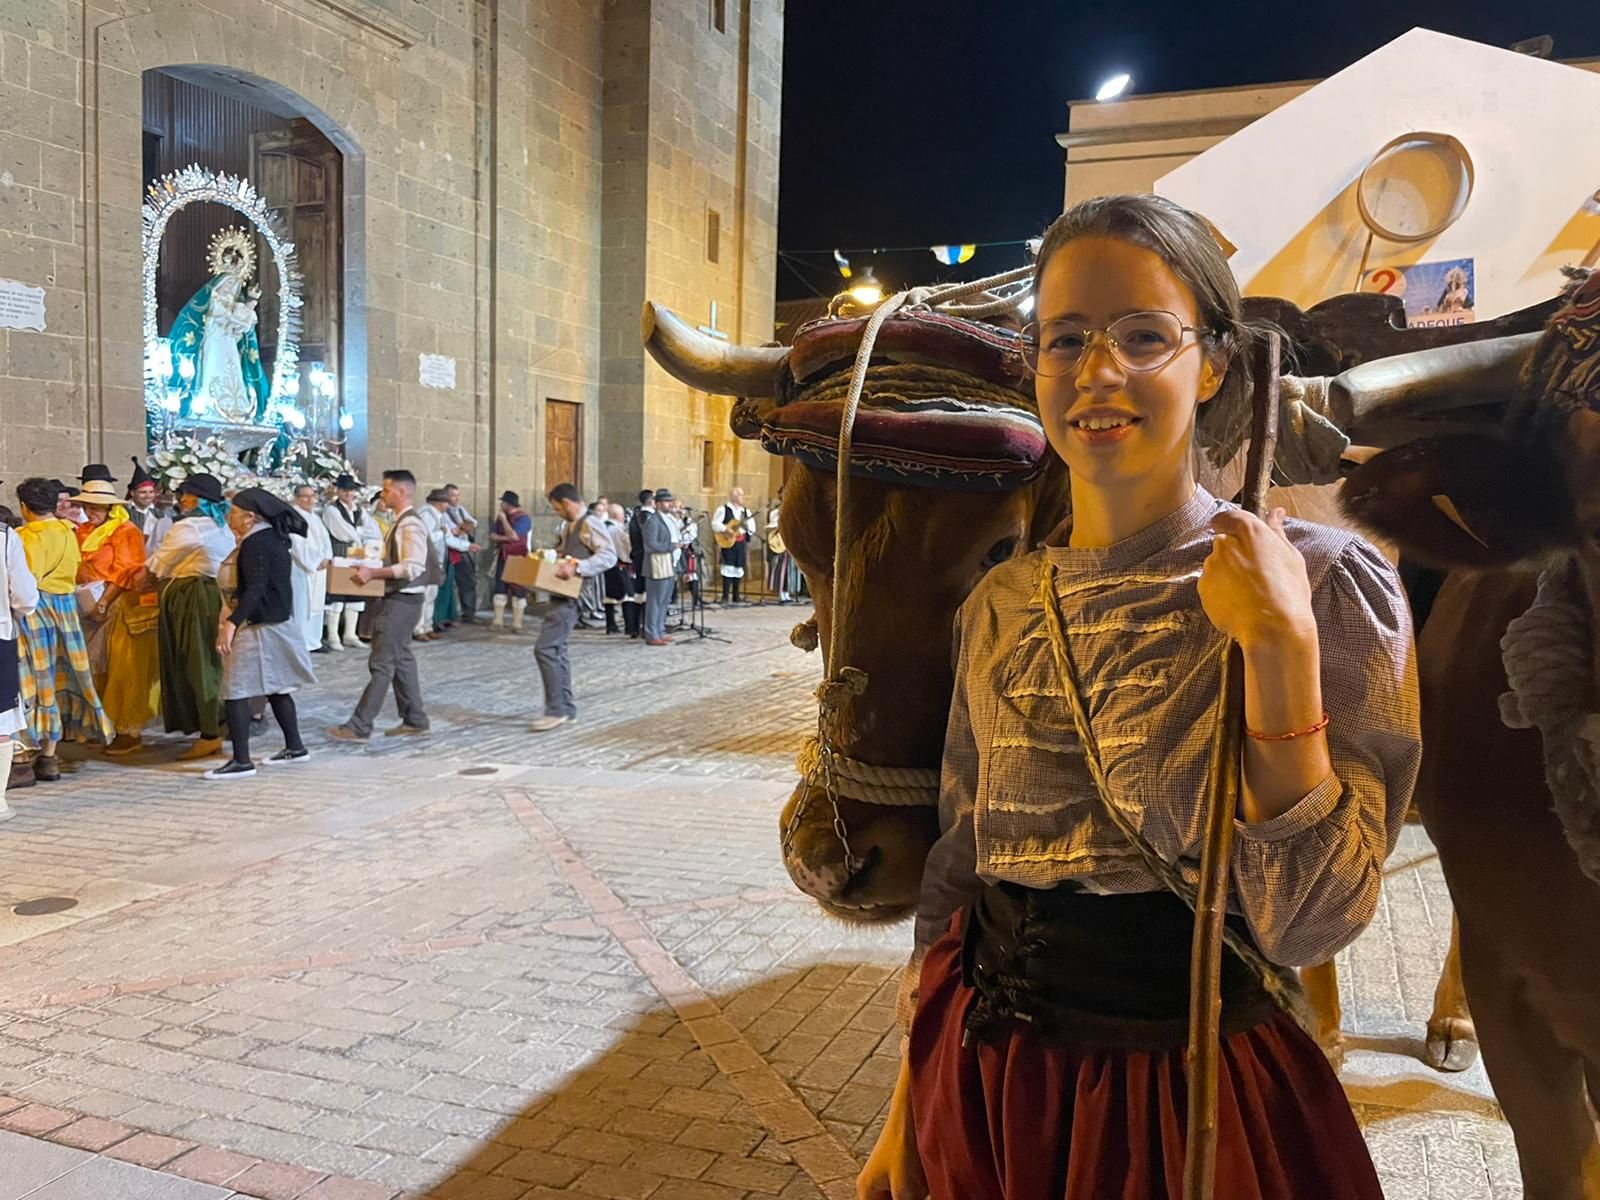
[0,635,18,712]
[960,882,1279,1052]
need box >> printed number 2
[1367,268,1399,294]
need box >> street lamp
[848,272,884,307]
[1095,72,1131,101]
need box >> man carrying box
[326,470,436,742]
[528,482,617,733]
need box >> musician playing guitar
[711,487,755,605]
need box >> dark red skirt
[909,913,1382,1200]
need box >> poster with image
[1361,258,1475,328]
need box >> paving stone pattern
[0,607,1520,1197]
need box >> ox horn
[1326,332,1540,445]
[640,301,790,398]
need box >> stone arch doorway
[137,63,368,465]
[87,5,384,473]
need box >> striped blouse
[899,486,1421,1027]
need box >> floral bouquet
[149,435,250,494]
[145,434,365,501]
[282,441,362,492]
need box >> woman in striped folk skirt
[19,592,114,757]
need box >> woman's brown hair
[1031,194,1266,467]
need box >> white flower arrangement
[148,434,250,493]
[281,441,362,491]
[144,434,362,500]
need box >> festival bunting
[930,244,976,265]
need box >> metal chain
[781,707,863,877]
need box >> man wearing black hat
[125,458,172,554]
[639,488,677,646]
[489,490,533,631]
[321,473,381,651]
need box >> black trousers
[226,694,304,766]
[454,551,478,620]
[719,540,748,602]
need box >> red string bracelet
[1245,712,1330,741]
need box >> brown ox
[1338,270,1600,1198]
[642,299,1071,919]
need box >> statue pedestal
[172,419,281,457]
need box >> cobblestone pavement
[0,604,1519,1198]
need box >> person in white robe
[290,484,332,653]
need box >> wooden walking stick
[1183,332,1281,1200]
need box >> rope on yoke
[1499,561,1600,885]
[794,736,941,808]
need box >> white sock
[0,742,13,820]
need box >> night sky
[775,2,1600,300]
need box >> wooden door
[545,399,581,493]
[252,124,342,414]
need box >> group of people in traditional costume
[0,460,796,796]
[0,461,493,781]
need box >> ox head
[1340,271,1600,579]
[1339,271,1600,883]
[643,301,1071,920]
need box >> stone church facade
[0,0,783,513]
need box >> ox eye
[980,538,1018,571]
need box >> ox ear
[1341,433,1574,570]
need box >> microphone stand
[675,512,730,644]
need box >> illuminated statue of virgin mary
[165,226,271,422]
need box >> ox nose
[787,853,853,903]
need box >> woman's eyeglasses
[1020,310,1208,377]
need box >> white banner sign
[0,278,46,331]
[418,353,456,390]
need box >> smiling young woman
[856,195,1422,1200]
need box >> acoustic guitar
[713,513,749,550]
